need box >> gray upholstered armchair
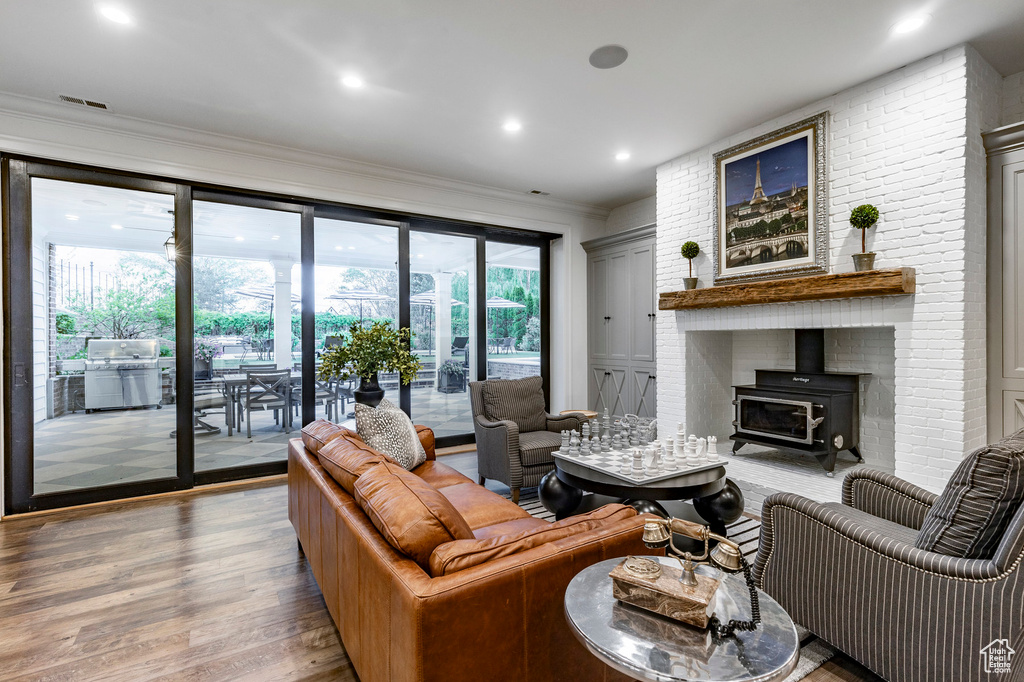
[470,377,585,504]
[753,466,1024,682]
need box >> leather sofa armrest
[754,492,1000,585]
[546,412,585,433]
[841,468,937,530]
[415,425,436,461]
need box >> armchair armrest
[754,492,1000,584]
[841,468,937,530]
[546,412,585,433]
[474,415,522,484]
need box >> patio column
[271,260,294,370]
[435,272,453,367]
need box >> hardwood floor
[0,461,881,681]
[0,479,354,681]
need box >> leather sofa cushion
[412,460,474,489]
[301,419,351,455]
[518,430,561,467]
[317,433,387,495]
[354,462,475,570]
[481,376,547,433]
[916,429,1024,559]
[438,482,532,530]
[472,517,548,540]
[429,504,638,576]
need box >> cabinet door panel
[1002,391,1024,438]
[630,243,656,363]
[607,251,630,360]
[1004,163,1024,378]
[629,367,657,419]
[589,364,628,418]
[589,255,609,359]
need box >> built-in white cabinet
[986,122,1024,440]
[583,226,657,418]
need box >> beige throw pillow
[354,398,427,470]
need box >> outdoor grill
[84,339,163,412]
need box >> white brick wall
[605,195,656,235]
[1002,70,1024,126]
[656,45,1000,492]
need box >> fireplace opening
[731,328,867,476]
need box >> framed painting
[712,112,828,284]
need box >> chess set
[552,410,725,485]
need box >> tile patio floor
[33,386,476,493]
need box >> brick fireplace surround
[655,44,1001,493]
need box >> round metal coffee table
[565,557,800,682]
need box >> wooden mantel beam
[658,267,916,311]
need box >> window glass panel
[32,178,176,493]
[192,201,301,471]
[486,243,541,381]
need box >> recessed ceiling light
[502,120,522,133]
[341,75,364,89]
[589,45,628,69]
[65,214,79,221]
[271,235,280,240]
[891,13,931,34]
[98,5,132,24]
[416,253,424,258]
[234,236,244,242]
[348,246,356,250]
[111,223,123,230]
[615,151,631,161]
[335,245,343,250]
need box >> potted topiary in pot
[681,241,700,289]
[436,359,466,393]
[317,321,422,407]
[850,204,879,272]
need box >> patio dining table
[216,370,302,437]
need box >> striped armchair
[753,468,1024,682]
[469,378,585,504]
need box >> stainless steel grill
[84,339,163,412]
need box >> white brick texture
[656,45,1000,492]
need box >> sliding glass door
[4,156,552,513]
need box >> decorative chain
[709,556,761,638]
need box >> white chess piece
[631,448,644,479]
[675,436,687,463]
[696,437,707,464]
[686,435,700,467]
[602,433,612,453]
[707,436,720,462]
[646,446,660,474]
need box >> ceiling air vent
[59,94,110,110]
[528,189,550,196]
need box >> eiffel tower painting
[713,112,826,284]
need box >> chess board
[553,450,726,485]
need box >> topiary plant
[680,241,700,278]
[317,321,422,385]
[850,204,879,253]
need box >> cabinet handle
[604,372,611,376]
[604,316,611,321]
[650,375,656,380]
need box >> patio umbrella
[232,285,300,338]
[410,291,466,353]
[326,289,394,324]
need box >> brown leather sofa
[289,419,653,682]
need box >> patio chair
[452,336,469,362]
[255,338,274,360]
[239,369,292,438]
[500,337,515,354]
[169,378,226,438]
[292,377,340,422]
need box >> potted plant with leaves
[850,204,879,271]
[681,241,700,290]
[194,339,221,380]
[317,321,422,407]
[436,358,466,394]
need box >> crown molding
[0,91,610,230]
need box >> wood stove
[731,329,865,476]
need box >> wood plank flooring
[0,457,881,681]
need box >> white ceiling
[3,1,1024,209]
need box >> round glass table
[565,556,799,682]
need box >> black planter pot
[194,357,212,381]
[354,372,385,407]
